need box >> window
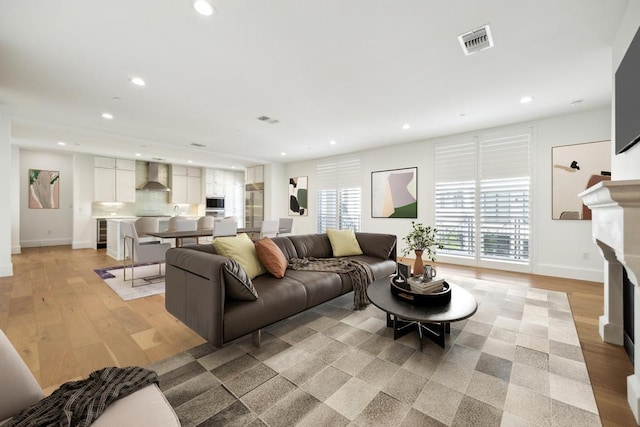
[316,157,361,233]
[434,129,531,264]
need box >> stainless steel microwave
[206,197,225,210]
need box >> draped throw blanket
[7,366,158,427]
[288,257,374,310]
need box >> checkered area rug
[148,275,601,426]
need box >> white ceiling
[0,0,630,169]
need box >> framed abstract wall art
[371,167,417,218]
[29,169,60,209]
[289,176,308,216]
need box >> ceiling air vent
[458,24,493,56]
[257,115,279,124]
[190,143,207,148]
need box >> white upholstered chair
[213,219,237,238]
[196,216,215,243]
[278,218,294,236]
[134,217,160,243]
[121,222,171,286]
[0,330,180,426]
[260,220,280,239]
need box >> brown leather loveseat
[164,232,397,347]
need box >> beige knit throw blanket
[288,257,374,310]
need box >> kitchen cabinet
[106,219,125,260]
[171,165,202,204]
[245,165,264,185]
[205,169,225,196]
[94,157,136,202]
[225,171,245,220]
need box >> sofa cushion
[224,276,308,342]
[327,229,363,257]
[355,233,396,260]
[222,259,258,300]
[289,234,333,258]
[255,237,287,278]
[270,236,298,261]
[213,233,266,279]
[284,270,344,307]
[346,255,397,281]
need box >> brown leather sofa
[164,232,397,347]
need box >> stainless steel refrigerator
[245,182,264,231]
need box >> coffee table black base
[387,313,451,349]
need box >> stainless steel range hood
[140,162,170,191]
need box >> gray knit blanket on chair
[6,366,158,427]
[288,257,374,310]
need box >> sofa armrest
[165,248,229,347]
[0,330,45,422]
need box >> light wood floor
[0,246,636,426]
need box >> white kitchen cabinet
[245,165,264,184]
[171,165,202,204]
[106,219,124,260]
[94,157,136,202]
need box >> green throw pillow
[213,233,266,279]
[326,228,363,257]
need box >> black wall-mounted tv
[615,25,640,154]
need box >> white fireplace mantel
[580,179,640,424]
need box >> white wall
[534,109,611,280]
[11,146,21,254]
[284,107,611,281]
[0,112,13,276]
[612,0,640,180]
[72,153,95,249]
[20,149,74,247]
[263,162,287,221]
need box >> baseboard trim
[21,238,73,248]
[72,241,94,249]
[535,263,604,282]
[11,245,21,254]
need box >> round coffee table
[367,277,477,349]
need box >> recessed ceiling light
[281,152,286,156]
[130,77,146,86]
[135,153,142,157]
[57,141,66,146]
[330,140,336,145]
[402,123,410,130]
[192,0,215,16]
[187,160,193,164]
[520,96,534,104]
[102,112,114,120]
[231,166,236,169]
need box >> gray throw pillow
[222,259,259,301]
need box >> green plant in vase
[401,221,443,276]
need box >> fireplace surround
[580,179,640,423]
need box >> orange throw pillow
[255,237,287,279]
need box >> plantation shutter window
[434,140,477,258]
[316,157,362,233]
[434,129,531,265]
[478,131,531,262]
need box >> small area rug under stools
[94,264,165,301]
